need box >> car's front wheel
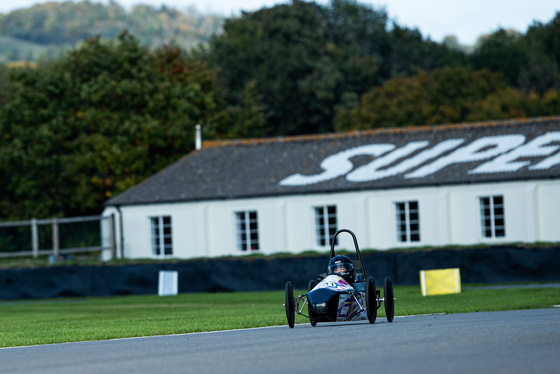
[285,281,295,328]
[366,277,377,324]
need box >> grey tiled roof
[105,117,560,206]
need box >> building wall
[537,182,560,242]
[103,179,560,260]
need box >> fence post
[31,218,39,258]
[52,218,60,257]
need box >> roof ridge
[201,116,560,149]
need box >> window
[480,195,505,238]
[395,201,420,243]
[235,211,259,251]
[150,216,172,257]
[314,205,338,247]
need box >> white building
[102,117,560,260]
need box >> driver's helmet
[327,255,354,283]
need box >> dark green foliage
[0,32,233,219]
[0,226,32,253]
[209,1,337,135]
[387,24,468,77]
[470,13,560,94]
[57,220,101,249]
[335,67,499,129]
[0,1,559,220]
[334,65,560,130]
[470,29,528,88]
[518,13,560,94]
[208,0,476,135]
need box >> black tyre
[307,280,318,326]
[366,277,377,324]
[308,304,317,327]
[285,281,295,328]
[384,276,395,323]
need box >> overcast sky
[0,0,558,45]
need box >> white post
[52,218,60,258]
[31,218,39,258]
[158,271,179,296]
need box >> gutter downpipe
[115,204,124,259]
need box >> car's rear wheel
[384,276,395,323]
[307,280,318,326]
[366,277,377,324]
[285,281,295,328]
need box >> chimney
[195,124,202,151]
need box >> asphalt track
[2,308,559,374]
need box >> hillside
[0,0,223,63]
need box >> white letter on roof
[404,135,526,179]
[346,141,429,182]
[279,144,395,186]
[347,139,464,182]
[471,131,560,173]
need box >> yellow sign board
[420,268,461,296]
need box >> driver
[327,255,363,283]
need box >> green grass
[1,284,559,348]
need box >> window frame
[314,205,338,247]
[479,195,506,239]
[150,215,173,258]
[394,200,421,243]
[235,210,260,252]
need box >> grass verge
[1,284,558,348]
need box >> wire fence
[0,215,115,259]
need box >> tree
[325,0,389,91]
[518,13,560,94]
[207,0,471,136]
[387,24,467,78]
[0,32,231,220]
[209,1,343,135]
[334,66,518,130]
[470,28,528,88]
